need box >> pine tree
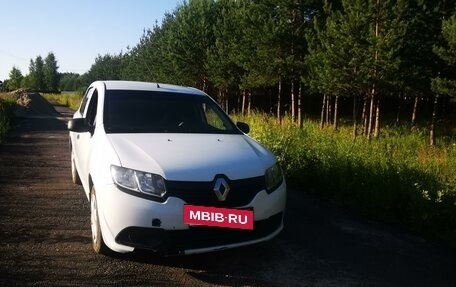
[307,0,408,138]
[166,0,216,90]
[432,14,456,97]
[85,53,123,83]
[44,52,60,92]
[430,13,456,145]
[59,73,81,91]
[206,0,245,110]
[29,56,45,91]
[27,59,36,89]
[398,1,443,127]
[307,0,372,132]
[7,66,23,90]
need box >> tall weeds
[0,93,16,142]
[235,112,456,246]
[42,93,82,111]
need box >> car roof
[100,81,205,96]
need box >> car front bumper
[95,180,287,254]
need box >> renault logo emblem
[213,177,230,201]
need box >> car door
[74,88,98,190]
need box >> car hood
[106,133,275,181]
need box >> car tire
[90,187,111,255]
[71,149,82,185]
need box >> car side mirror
[236,122,250,134]
[68,118,91,133]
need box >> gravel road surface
[0,96,455,286]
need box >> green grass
[234,112,456,247]
[42,92,82,111]
[0,93,16,142]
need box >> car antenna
[156,83,160,88]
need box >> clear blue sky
[0,0,182,81]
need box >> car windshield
[104,90,240,134]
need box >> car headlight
[265,163,283,193]
[110,165,167,198]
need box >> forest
[4,0,456,143]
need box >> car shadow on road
[112,241,282,286]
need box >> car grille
[166,176,266,207]
[116,212,283,255]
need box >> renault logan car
[68,81,286,255]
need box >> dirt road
[0,96,455,286]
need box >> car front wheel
[90,187,111,255]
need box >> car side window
[201,103,228,131]
[85,90,98,127]
[79,87,93,114]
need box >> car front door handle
[77,134,80,140]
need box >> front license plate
[183,205,254,230]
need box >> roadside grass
[42,92,82,111]
[0,93,16,142]
[235,112,456,247]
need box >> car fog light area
[110,165,167,197]
[265,163,283,193]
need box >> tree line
[85,0,456,143]
[4,0,456,143]
[6,52,60,93]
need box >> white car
[68,81,286,255]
